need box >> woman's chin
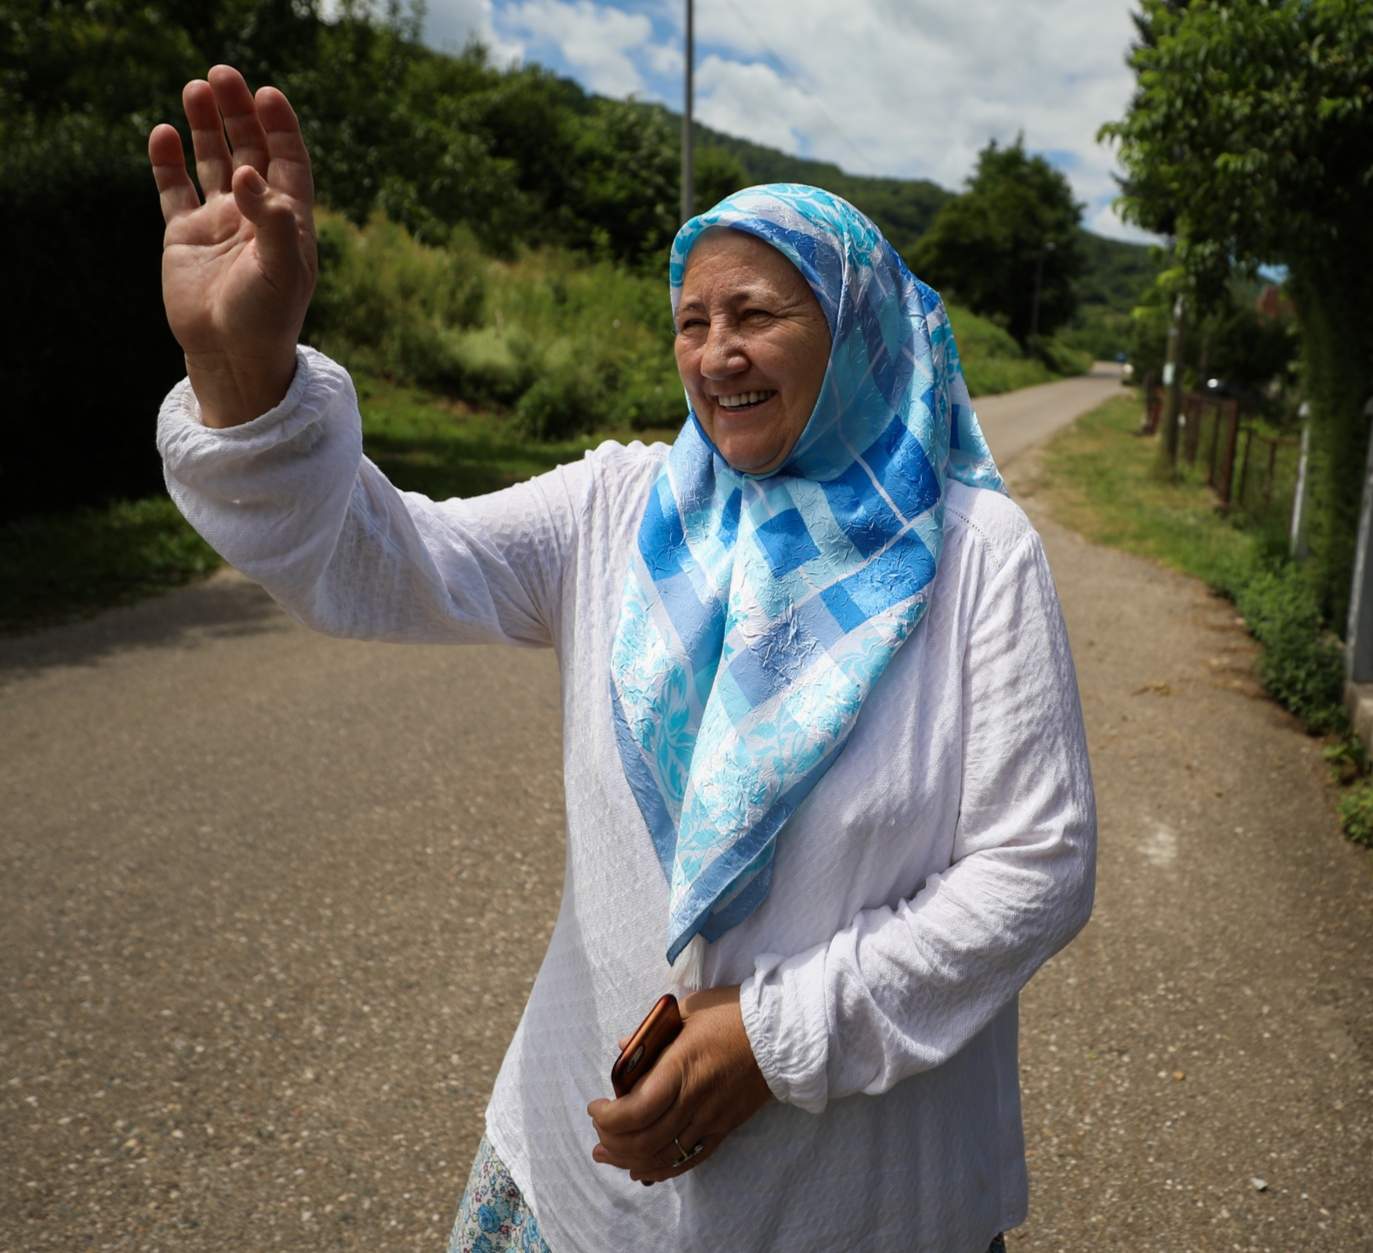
[719,439,789,475]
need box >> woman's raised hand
[149,66,317,428]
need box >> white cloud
[422,1,1162,243]
[681,0,1148,234]
[496,0,657,96]
[423,0,524,63]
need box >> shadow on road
[0,569,285,687]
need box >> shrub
[1029,335,1094,377]
[514,363,606,440]
[603,351,684,433]
[447,327,538,407]
[1231,564,1346,734]
[305,209,487,383]
[1338,782,1373,848]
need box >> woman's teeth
[717,390,776,410]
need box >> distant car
[1114,351,1127,364]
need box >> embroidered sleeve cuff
[739,942,831,1115]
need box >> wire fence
[1146,386,1301,522]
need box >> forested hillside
[1,0,1149,525]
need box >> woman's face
[674,229,831,475]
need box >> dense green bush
[1227,563,1346,734]
[302,213,1095,442]
[1337,782,1373,848]
[306,209,487,387]
[946,305,1056,396]
[1029,335,1094,378]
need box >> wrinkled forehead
[669,186,872,334]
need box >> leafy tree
[909,137,1085,344]
[566,99,679,267]
[689,144,749,216]
[1100,0,1373,624]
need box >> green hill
[648,109,1159,325]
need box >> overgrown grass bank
[1039,393,1368,847]
[0,372,675,635]
[7,211,1087,634]
[307,209,1082,434]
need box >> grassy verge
[4,311,1081,637]
[1037,394,1261,584]
[1038,392,1368,847]
[0,496,221,634]
[0,371,675,636]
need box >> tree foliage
[1101,0,1373,624]
[909,137,1085,344]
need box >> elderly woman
[150,67,1094,1253]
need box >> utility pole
[681,0,694,223]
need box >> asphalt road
[8,363,1366,1251]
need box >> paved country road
[3,364,1369,1251]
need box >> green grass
[4,296,1080,636]
[1037,393,1262,585]
[0,496,221,634]
[0,370,677,636]
[353,371,657,502]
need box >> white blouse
[158,347,1096,1253]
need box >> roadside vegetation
[1039,392,1370,847]
[0,198,1076,635]
[0,0,1131,636]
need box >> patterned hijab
[609,184,1003,964]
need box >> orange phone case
[611,993,683,1097]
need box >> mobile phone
[611,993,683,1097]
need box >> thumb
[232,166,301,265]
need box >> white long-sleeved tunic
[158,348,1096,1253]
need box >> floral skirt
[445,1134,1007,1253]
[447,1135,551,1253]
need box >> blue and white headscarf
[610,184,1003,964]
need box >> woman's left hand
[587,985,774,1184]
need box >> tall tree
[1101,0,1373,624]
[909,137,1084,344]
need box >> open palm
[148,66,317,426]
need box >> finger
[208,64,270,179]
[148,123,200,224]
[232,165,304,268]
[589,1053,682,1133]
[634,1134,718,1184]
[182,78,233,197]
[255,85,314,208]
[592,1094,689,1162]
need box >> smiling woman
[673,228,831,475]
[150,67,1095,1253]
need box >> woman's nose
[701,325,747,378]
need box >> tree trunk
[1291,250,1373,631]
[1157,293,1186,476]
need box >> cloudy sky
[418,0,1156,243]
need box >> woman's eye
[742,308,772,322]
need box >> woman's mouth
[714,390,777,413]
